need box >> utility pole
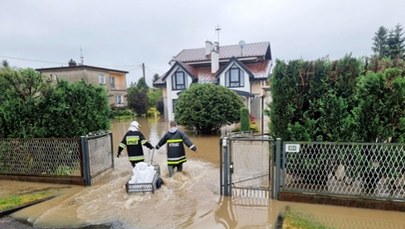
[142,63,145,79]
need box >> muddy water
[2,118,405,228]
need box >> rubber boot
[177,164,183,172]
[168,166,174,177]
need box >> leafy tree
[268,56,363,142]
[354,68,405,143]
[127,78,149,116]
[368,56,405,73]
[267,59,307,140]
[147,88,162,109]
[240,107,250,131]
[0,67,110,138]
[39,80,111,137]
[175,84,244,134]
[156,99,164,115]
[372,26,389,58]
[0,68,50,137]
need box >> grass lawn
[0,190,55,213]
[283,207,332,229]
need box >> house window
[115,95,123,104]
[225,64,244,88]
[110,76,115,88]
[49,74,58,81]
[99,74,106,85]
[172,99,177,113]
[172,71,186,90]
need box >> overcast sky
[1,0,404,86]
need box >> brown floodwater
[1,117,405,228]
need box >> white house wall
[166,66,193,121]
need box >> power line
[145,65,162,74]
[0,54,65,65]
[127,66,141,71]
[144,66,159,75]
[0,54,165,75]
[106,64,143,68]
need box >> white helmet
[128,121,140,131]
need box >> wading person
[155,121,197,177]
[117,121,154,167]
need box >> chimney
[205,41,213,56]
[68,59,77,67]
[211,42,219,73]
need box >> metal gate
[220,133,274,198]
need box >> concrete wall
[40,68,127,107]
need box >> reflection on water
[2,117,405,228]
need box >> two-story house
[37,59,128,108]
[153,41,272,130]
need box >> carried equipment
[126,149,163,194]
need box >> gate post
[274,138,281,199]
[222,137,231,196]
[110,132,114,170]
[219,138,223,195]
[80,136,91,186]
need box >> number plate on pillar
[285,144,300,153]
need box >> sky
[1,0,404,86]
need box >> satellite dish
[239,40,246,48]
[238,40,246,56]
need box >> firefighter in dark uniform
[155,121,197,177]
[117,121,154,167]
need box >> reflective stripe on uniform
[119,143,126,148]
[126,136,139,145]
[167,158,187,165]
[141,139,148,145]
[168,156,186,161]
[129,155,145,161]
[167,139,183,143]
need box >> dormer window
[225,64,244,88]
[172,70,186,90]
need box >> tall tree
[136,76,149,89]
[372,26,389,58]
[387,24,405,59]
[1,60,9,68]
[152,73,160,83]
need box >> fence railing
[0,131,114,186]
[282,141,405,201]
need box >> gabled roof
[153,41,272,87]
[215,57,254,79]
[174,42,271,63]
[155,61,198,85]
[36,65,128,74]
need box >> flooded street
[1,117,405,228]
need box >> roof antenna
[215,24,221,44]
[80,47,84,65]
